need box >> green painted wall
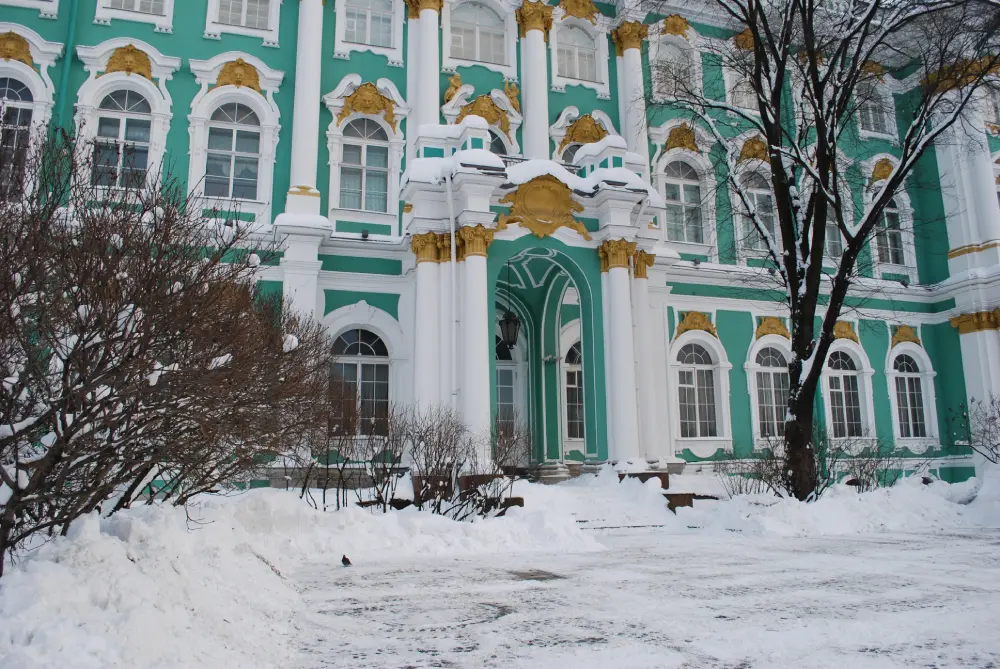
[323,289,400,319]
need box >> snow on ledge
[417,115,488,139]
[402,149,505,185]
[572,134,627,162]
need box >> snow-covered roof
[401,149,505,185]
[417,116,488,139]
[572,135,627,162]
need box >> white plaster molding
[440,83,523,155]
[548,106,618,161]
[668,328,734,458]
[0,23,61,129]
[204,0,282,47]
[332,0,405,66]
[744,333,793,448]
[884,339,940,454]
[0,0,59,18]
[441,0,520,80]
[647,31,704,104]
[548,11,611,99]
[93,0,174,32]
[821,337,879,448]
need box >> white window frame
[668,329,733,459]
[559,321,585,452]
[548,106,616,162]
[75,39,179,193]
[745,333,793,450]
[90,90,155,190]
[330,327,392,437]
[724,67,758,114]
[441,0,519,80]
[322,302,408,408]
[885,341,938,454]
[659,159,709,246]
[337,118,392,214]
[333,0,404,66]
[548,11,611,99]
[648,34,703,104]
[188,52,285,229]
[0,0,59,18]
[863,166,918,283]
[857,83,898,142]
[0,24,61,193]
[820,339,877,450]
[323,75,408,238]
[94,0,174,33]
[733,167,779,261]
[204,0,282,47]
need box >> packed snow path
[292,526,1000,668]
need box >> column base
[581,460,605,475]
[565,461,584,478]
[285,188,323,216]
[536,462,571,484]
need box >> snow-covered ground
[2,468,999,668]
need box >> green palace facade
[3,0,1000,481]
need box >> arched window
[332,328,389,435]
[892,354,927,438]
[556,26,598,82]
[676,343,717,438]
[0,78,33,200]
[874,197,905,265]
[755,347,789,438]
[826,350,862,438]
[340,118,389,213]
[451,2,506,65]
[655,43,694,98]
[205,102,261,200]
[564,341,584,440]
[663,161,704,244]
[488,128,508,156]
[91,90,152,189]
[344,0,394,47]
[741,172,776,252]
[859,89,890,135]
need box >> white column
[412,233,441,407]
[438,235,455,407]
[960,107,1000,266]
[278,233,324,317]
[517,4,551,160]
[461,225,493,456]
[599,261,615,462]
[405,9,420,162]
[603,240,643,468]
[631,252,658,466]
[417,3,441,130]
[954,313,1000,404]
[286,0,324,213]
[614,22,650,173]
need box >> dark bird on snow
[342,554,352,567]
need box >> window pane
[208,127,233,151]
[235,130,260,154]
[345,8,366,43]
[124,118,151,143]
[366,145,389,168]
[343,144,363,165]
[340,166,363,209]
[97,117,121,139]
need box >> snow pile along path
[0,489,600,669]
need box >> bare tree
[951,394,1000,464]
[408,406,472,515]
[647,0,1000,499]
[355,404,409,513]
[0,131,331,575]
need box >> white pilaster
[600,269,615,462]
[520,29,549,159]
[461,226,493,458]
[286,0,324,213]
[412,234,441,407]
[417,5,441,130]
[631,254,658,466]
[959,107,1000,268]
[620,46,650,173]
[438,236,455,408]
[405,11,420,162]
[279,233,324,318]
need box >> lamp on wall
[499,260,521,349]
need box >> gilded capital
[600,239,636,269]
[459,225,494,257]
[950,309,1000,335]
[612,21,648,56]
[411,232,440,263]
[436,232,465,262]
[516,1,554,38]
[633,250,655,279]
[405,0,442,18]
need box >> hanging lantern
[499,310,521,349]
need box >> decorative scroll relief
[755,316,790,339]
[833,320,859,343]
[104,44,152,80]
[558,113,607,152]
[890,325,921,347]
[497,175,591,240]
[558,0,599,24]
[665,123,698,152]
[676,311,717,338]
[214,58,261,92]
[504,80,520,114]
[0,32,32,67]
[456,95,510,138]
[337,82,398,131]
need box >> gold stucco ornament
[891,325,921,348]
[444,72,461,104]
[215,59,261,92]
[411,232,439,264]
[950,309,1000,335]
[497,175,591,240]
[676,311,718,338]
[503,80,521,114]
[633,250,655,279]
[0,32,32,67]
[870,157,894,182]
[738,135,768,163]
[611,21,648,56]
[756,316,790,339]
[662,15,690,38]
[558,113,607,152]
[665,124,698,152]
[833,320,859,343]
[404,0,442,18]
[516,0,554,38]
[733,27,754,51]
[558,0,599,24]
[337,82,398,131]
[459,224,494,257]
[105,44,152,80]
[456,95,511,138]
[600,239,637,269]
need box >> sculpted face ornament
[497,175,591,240]
[336,82,398,131]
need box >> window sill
[334,40,403,67]
[442,55,516,79]
[858,128,898,144]
[663,239,714,259]
[551,75,610,99]
[894,437,938,455]
[204,21,279,47]
[93,6,173,32]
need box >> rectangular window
[205,127,260,200]
[744,192,776,252]
[107,0,166,13]
[829,374,863,438]
[496,367,515,434]
[566,370,584,439]
[345,0,393,47]
[825,221,843,257]
[875,209,905,265]
[218,0,270,29]
[895,376,926,438]
[678,368,717,438]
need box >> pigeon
[342,554,352,567]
